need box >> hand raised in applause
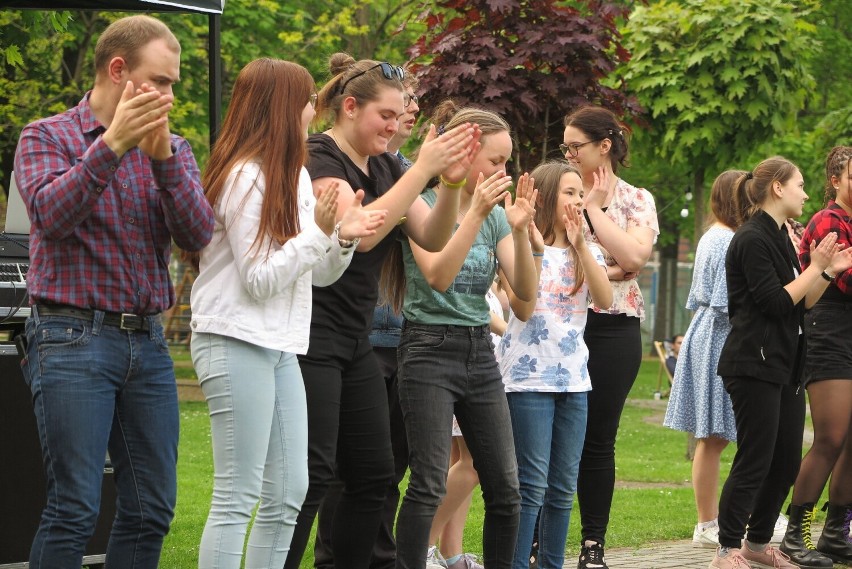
[466,171,513,222]
[504,173,538,233]
[336,189,388,242]
[414,123,481,181]
[103,81,173,159]
[136,83,174,161]
[563,203,588,252]
[826,234,852,277]
[809,232,840,272]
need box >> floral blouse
[582,177,659,320]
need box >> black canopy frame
[2,0,225,147]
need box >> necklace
[328,128,369,172]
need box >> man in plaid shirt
[13,15,214,569]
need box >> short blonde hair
[94,15,180,75]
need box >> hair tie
[437,124,446,135]
[745,172,753,180]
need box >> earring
[348,113,354,119]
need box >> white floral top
[497,244,605,392]
[582,177,659,320]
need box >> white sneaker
[427,545,448,569]
[694,522,721,549]
[770,513,788,543]
[446,553,484,569]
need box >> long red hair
[203,58,314,254]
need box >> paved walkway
[602,539,716,568]
[591,532,847,569]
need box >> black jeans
[717,376,805,548]
[577,311,642,546]
[283,326,395,569]
[394,322,520,569]
[314,346,408,569]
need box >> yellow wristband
[440,175,466,190]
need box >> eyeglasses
[405,93,419,109]
[337,62,405,96]
[309,93,317,108]
[559,139,601,158]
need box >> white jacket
[190,162,353,352]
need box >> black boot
[817,502,852,564]
[778,503,833,568]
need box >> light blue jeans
[507,391,588,569]
[191,332,309,569]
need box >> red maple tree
[408,0,642,172]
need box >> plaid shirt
[799,200,852,297]
[13,93,214,314]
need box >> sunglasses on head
[337,62,405,96]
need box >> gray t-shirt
[402,188,511,326]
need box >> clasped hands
[103,81,174,160]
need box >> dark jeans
[284,326,395,569]
[717,376,805,548]
[395,322,520,569]
[577,311,642,546]
[22,307,177,569]
[315,346,408,569]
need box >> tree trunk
[692,167,706,244]
[652,237,679,347]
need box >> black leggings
[283,326,395,569]
[717,376,805,548]
[577,311,642,546]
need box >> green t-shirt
[402,188,512,326]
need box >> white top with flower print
[582,177,659,321]
[497,243,605,392]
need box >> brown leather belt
[36,304,156,332]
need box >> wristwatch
[333,222,360,249]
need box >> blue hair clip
[437,124,446,136]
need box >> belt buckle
[119,313,139,331]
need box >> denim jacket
[369,304,403,348]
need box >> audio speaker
[0,343,116,567]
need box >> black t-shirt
[306,133,403,336]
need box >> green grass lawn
[158,350,818,568]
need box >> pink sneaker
[709,548,750,568]
[739,544,797,568]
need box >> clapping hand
[336,189,388,241]
[416,123,481,181]
[563,203,586,251]
[810,232,840,271]
[468,171,513,221]
[504,173,538,232]
[314,182,342,236]
[104,81,174,159]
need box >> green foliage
[621,0,818,174]
[0,1,423,182]
[620,0,819,243]
[408,0,639,172]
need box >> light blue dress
[663,225,737,441]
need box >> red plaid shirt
[799,201,852,300]
[13,93,214,314]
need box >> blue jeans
[507,392,588,569]
[22,307,178,569]
[395,322,520,569]
[191,333,309,569]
